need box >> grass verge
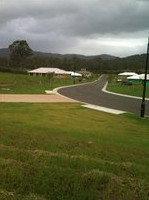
[106,75,149,98]
[0,103,149,199]
[0,72,98,94]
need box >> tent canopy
[127,75,141,80]
[127,74,149,80]
[67,71,82,77]
[139,74,149,80]
[118,72,138,77]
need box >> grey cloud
[0,0,148,56]
[0,0,78,24]
[1,0,148,35]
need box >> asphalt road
[58,75,149,116]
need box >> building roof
[28,67,68,75]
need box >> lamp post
[140,37,149,118]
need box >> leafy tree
[9,40,32,67]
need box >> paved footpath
[58,75,149,116]
[0,94,76,103]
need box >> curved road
[58,75,149,116]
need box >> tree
[9,40,32,67]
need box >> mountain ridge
[0,48,118,60]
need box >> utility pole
[140,37,149,118]
[73,56,76,85]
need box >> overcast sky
[0,0,148,57]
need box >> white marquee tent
[67,71,82,77]
[127,74,149,80]
[118,72,138,77]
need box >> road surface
[58,75,149,116]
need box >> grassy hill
[0,103,149,199]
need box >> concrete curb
[102,81,149,100]
[54,76,127,115]
[53,78,99,94]
[53,77,99,101]
[54,75,148,115]
[82,104,126,115]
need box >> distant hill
[0,48,10,55]
[94,54,118,60]
[0,47,146,73]
[33,52,118,60]
[0,48,118,60]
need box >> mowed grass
[0,72,98,94]
[107,76,149,98]
[0,103,149,200]
[0,72,75,94]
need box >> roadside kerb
[53,77,99,99]
[82,104,126,115]
[102,81,149,101]
[54,76,127,115]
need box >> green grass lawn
[0,72,98,94]
[0,72,74,94]
[0,103,149,200]
[107,76,149,98]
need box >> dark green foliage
[0,40,147,73]
[8,40,32,68]
[9,40,32,58]
[1,53,146,74]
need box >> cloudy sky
[0,0,148,57]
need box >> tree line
[0,40,147,74]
